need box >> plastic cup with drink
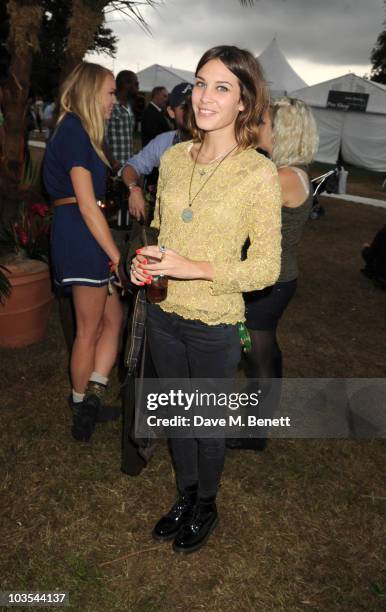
[141,227,168,304]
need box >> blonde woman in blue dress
[44,63,123,442]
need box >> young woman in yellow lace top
[130,45,282,553]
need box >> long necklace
[181,141,238,223]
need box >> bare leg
[94,289,123,377]
[71,285,108,393]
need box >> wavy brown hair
[189,45,269,149]
[57,62,113,166]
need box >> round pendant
[181,208,194,223]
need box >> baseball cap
[169,82,193,108]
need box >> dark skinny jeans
[146,303,241,498]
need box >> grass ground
[1,196,386,611]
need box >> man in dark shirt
[141,86,170,146]
[106,70,139,171]
[105,70,139,228]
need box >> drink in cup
[147,273,168,303]
[140,226,168,303]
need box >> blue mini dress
[43,113,110,289]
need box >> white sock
[72,390,85,403]
[89,371,108,386]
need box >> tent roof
[137,64,195,92]
[291,73,386,114]
[257,37,307,95]
[372,80,386,91]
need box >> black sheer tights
[226,329,282,451]
[244,329,282,380]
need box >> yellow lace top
[151,141,282,325]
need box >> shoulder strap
[288,166,310,196]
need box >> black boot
[152,484,198,541]
[69,395,120,424]
[71,399,98,441]
[172,496,218,554]
[71,381,104,442]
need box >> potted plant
[0,200,54,348]
[0,264,11,305]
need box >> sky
[87,0,386,86]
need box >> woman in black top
[235,97,319,450]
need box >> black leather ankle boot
[172,495,218,554]
[71,399,98,441]
[71,381,104,442]
[152,484,198,541]
[69,394,120,424]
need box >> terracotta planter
[0,258,54,348]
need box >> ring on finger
[159,245,167,261]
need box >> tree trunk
[0,0,43,223]
[60,0,105,82]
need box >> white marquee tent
[291,74,386,172]
[257,38,307,97]
[137,64,195,93]
[139,39,306,96]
